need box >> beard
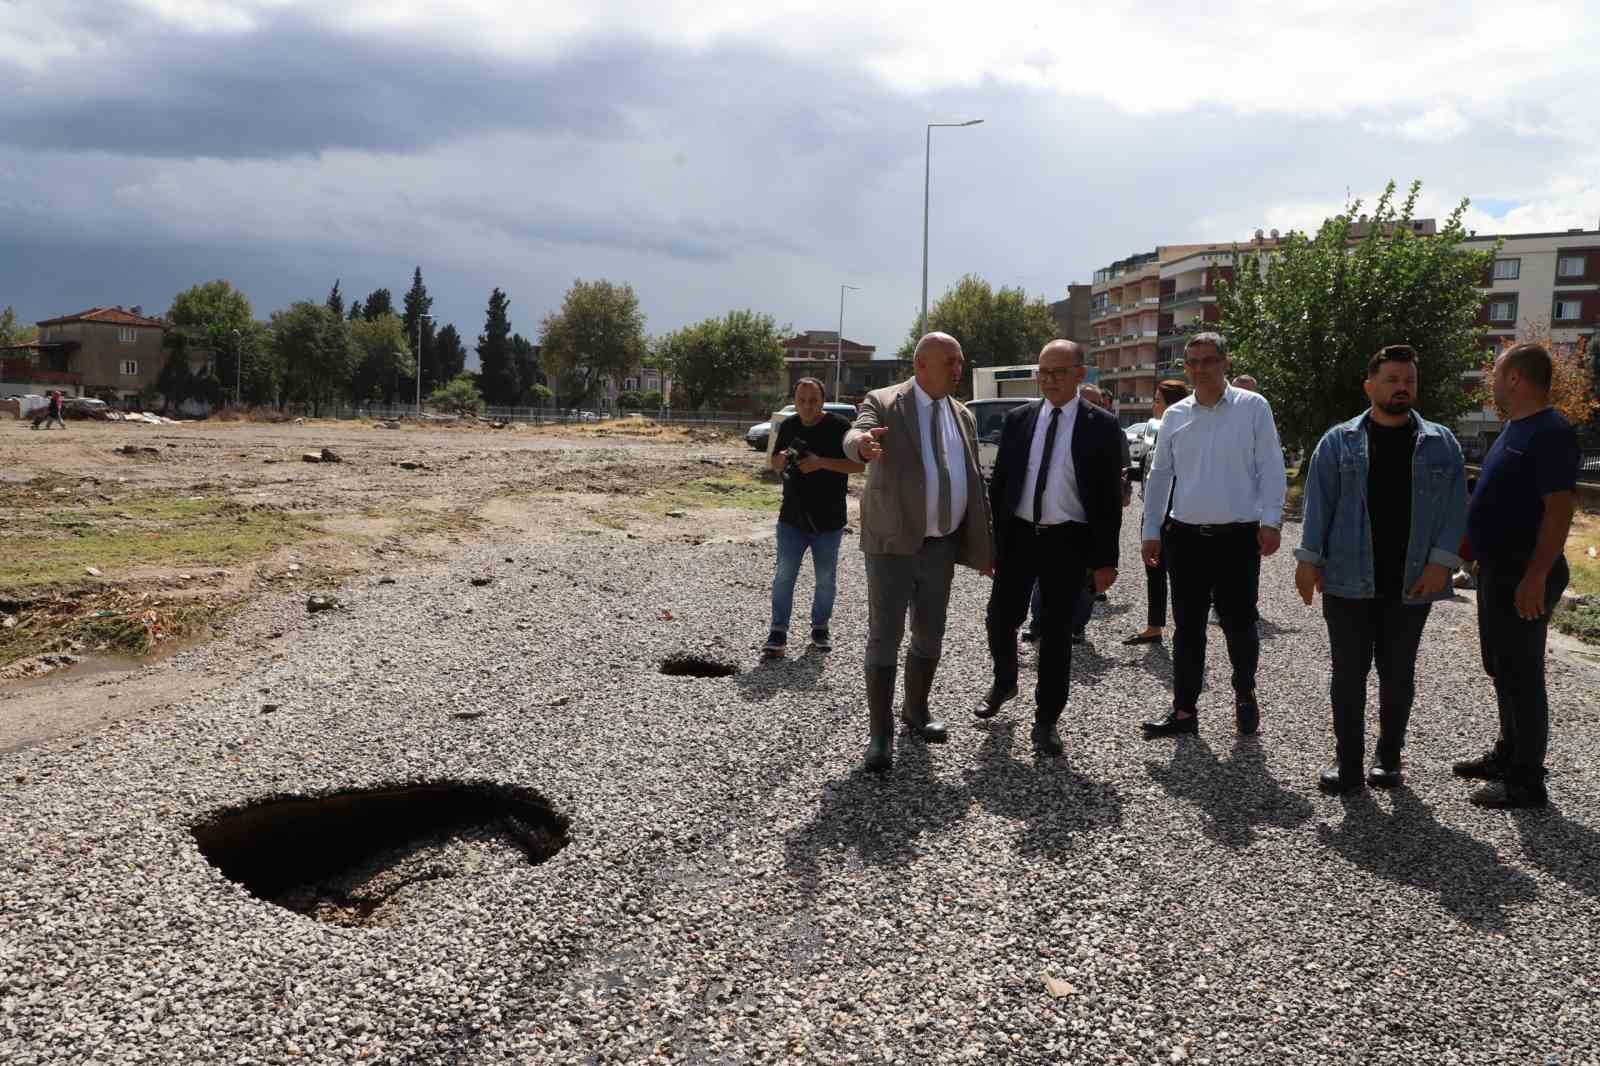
[1376,397,1412,416]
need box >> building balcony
[1089,304,1122,321]
[1159,286,1217,309]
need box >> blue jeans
[771,521,844,632]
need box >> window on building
[1554,298,1583,321]
[1492,258,1520,280]
[1487,297,1517,323]
[1557,255,1586,278]
[117,327,138,343]
[121,360,138,376]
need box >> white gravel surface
[3,511,1599,1064]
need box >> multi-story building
[779,330,900,406]
[0,306,213,407]
[1460,225,1600,448]
[1050,283,1092,345]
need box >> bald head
[1040,339,1084,365]
[913,331,965,399]
[1037,338,1087,407]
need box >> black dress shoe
[1031,720,1064,756]
[1319,764,1364,794]
[1470,779,1549,810]
[975,683,1017,719]
[1141,710,1198,737]
[1235,693,1260,736]
[1367,762,1404,789]
[1452,749,1504,780]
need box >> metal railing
[329,403,761,429]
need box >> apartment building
[1050,283,1092,344]
[0,306,212,406]
[779,330,898,406]
[1460,225,1600,447]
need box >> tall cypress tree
[326,280,344,317]
[402,267,436,393]
[361,288,393,321]
[434,323,467,382]
[347,299,363,321]
[476,288,517,406]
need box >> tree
[235,321,282,408]
[429,373,483,416]
[640,388,664,410]
[348,299,363,321]
[270,301,358,415]
[401,267,438,395]
[361,288,393,321]
[528,383,554,407]
[348,312,413,405]
[617,390,643,410]
[167,280,255,404]
[511,333,542,402]
[1218,180,1490,457]
[1474,324,1596,429]
[156,331,195,413]
[434,323,468,382]
[539,280,647,407]
[657,309,784,410]
[476,288,518,406]
[0,305,37,349]
[894,275,1058,395]
[326,280,344,317]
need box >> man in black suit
[976,339,1125,754]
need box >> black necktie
[1033,406,1062,523]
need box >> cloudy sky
[2,1,1597,358]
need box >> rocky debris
[305,593,339,613]
[302,451,324,463]
[114,444,161,457]
[470,576,493,587]
[377,576,396,585]
[665,509,686,518]
[84,566,103,577]
[376,420,401,430]
[260,703,279,714]
[398,460,429,470]
[319,447,343,463]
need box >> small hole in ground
[659,653,739,678]
[192,781,569,926]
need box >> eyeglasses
[1037,366,1081,380]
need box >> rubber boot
[899,653,948,743]
[863,665,897,773]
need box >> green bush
[640,389,664,410]
[429,373,484,416]
[617,390,644,410]
[1555,601,1600,646]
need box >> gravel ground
[3,499,1599,1064]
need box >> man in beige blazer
[844,332,995,773]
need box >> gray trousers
[864,535,959,668]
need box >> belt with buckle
[1170,519,1257,536]
[1022,519,1088,536]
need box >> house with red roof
[1,306,214,407]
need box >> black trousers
[1477,557,1568,783]
[1322,594,1432,772]
[986,521,1089,720]
[1144,546,1169,630]
[1166,521,1260,712]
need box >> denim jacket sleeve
[1293,430,1340,567]
[1427,427,1468,571]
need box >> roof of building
[782,332,875,352]
[1463,227,1600,242]
[36,307,167,328]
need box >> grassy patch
[0,493,315,591]
[1565,511,1600,598]
[1555,600,1600,646]
[591,513,630,531]
[0,590,241,668]
[645,470,780,515]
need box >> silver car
[964,398,1031,479]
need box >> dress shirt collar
[911,379,938,410]
[1042,394,1080,415]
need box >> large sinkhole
[192,781,569,927]
[659,653,739,678]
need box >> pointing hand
[859,426,889,462]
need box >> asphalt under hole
[659,653,739,678]
[192,781,569,926]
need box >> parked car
[1124,419,1153,476]
[746,402,859,452]
[62,396,110,419]
[964,397,1032,479]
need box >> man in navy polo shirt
[1456,342,1580,809]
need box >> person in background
[976,340,1123,754]
[763,378,864,657]
[35,390,67,430]
[1454,343,1580,809]
[845,333,995,773]
[1125,378,1190,644]
[1293,345,1466,793]
[1232,374,1258,392]
[1139,332,1287,739]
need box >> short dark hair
[1184,331,1227,358]
[1502,342,1553,391]
[1367,343,1417,378]
[793,377,826,401]
[1156,379,1190,406]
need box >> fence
[326,403,761,431]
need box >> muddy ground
[0,415,796,751]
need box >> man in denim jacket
[1293,346,1467,793]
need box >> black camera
[781,442,809,481]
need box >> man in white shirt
[1139,332,1287,738]
[844,333,995,773]
[976,340,1125,755]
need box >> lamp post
[920,118,983,339]
[415,313,433,417]
[835,284,859,402]
[230,328,241,407]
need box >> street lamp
[835,284,859,402]
[920,118,983,339]
[415,313,433,417]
